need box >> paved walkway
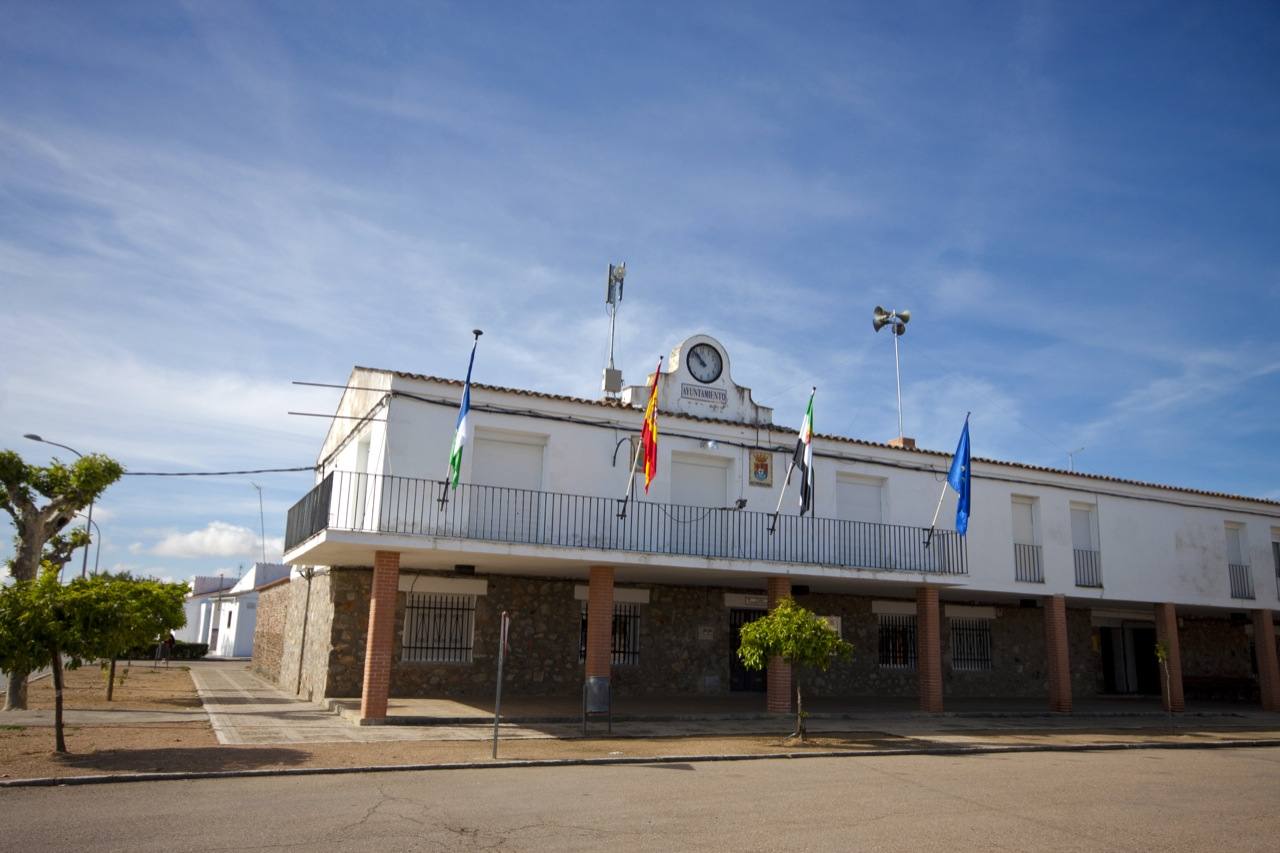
[193,662,1280,748]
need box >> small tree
[0,570,187,753]
[738,598,853,741]
[1,449,123,710]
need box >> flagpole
[923,480,948,548]
[439,329,483,510]
[769,458,797,534]
[617,437,645,519]
[618,356,662,519]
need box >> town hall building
[255,334,1280,722]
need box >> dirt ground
[23,664,203,712]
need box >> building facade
[259,334,1280,720]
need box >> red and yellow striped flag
[641,358,661,492]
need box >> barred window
[402,593,476,663]
[578,602,641,666]
[878,614,916,669]
[949,617,993,671]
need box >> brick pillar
[1044,594,1072,713]
[766,577,792,714]
[1253,610,1280,712]
[1154,603,1185,713]
[584,566,615,680]
[916,587,943,713]
[360,550,400,721]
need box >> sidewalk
[198,662,1280,749]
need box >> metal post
[492,611,511,759]
[252,482,267,564]
[893,331,904,442]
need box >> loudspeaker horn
[873,305,893,332]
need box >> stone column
[766,576,792,714]
[1044,594,1072,713]
[360,550,400,721]
[1153,603,1185,712]
[916,587,943,713]
[584,566,615,680]
[1253,610,1280,712]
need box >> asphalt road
[3,748,1278,852]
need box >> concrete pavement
[2,748,1278,851]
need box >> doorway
[729,608,767,692]
[1100,624,1160,694]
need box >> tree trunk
[106,658,117,701]
[51,650,66,753]
[794,682,805,742]
[3,669,29,711]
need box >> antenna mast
[602,262,626,398]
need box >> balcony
[285,472,968,576]
[1229,563,1254,600]
[1074,548,1103,588]
[1013,543,1043,583]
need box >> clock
[686,343,723,384]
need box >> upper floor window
[1071,503,1102,588]
[837,474,885,524]
[1011,497,1042,583]
[1227,523,1254,600]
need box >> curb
[3,737,1278,789]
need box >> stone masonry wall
[320,569,1106,701]
[1180,615,1253,678]
[274,570,335,701]
[250,581,290,683]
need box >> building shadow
[56,746,311,773]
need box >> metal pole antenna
[252,482,267,564]
[893,331,904,442]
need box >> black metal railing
[949,617,993,671]
[1074,548,1103,588]
[285,471,968,576]
[1013,543,1043,583]
[1229,563,1254,600]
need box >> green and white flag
[446,335,481,488]
[792,388,814,515]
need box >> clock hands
[692,350,707,368]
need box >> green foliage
[737,598,853,673]
[1,449,124,584]
[62,573,188,664]
[1154,642,1168,664]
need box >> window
[1072,504,1102,587]
[579,602,641,665]
[1226,524,1253,600]
[1273,539,1279,599]
[836,475,884,523]
[949,618,993,671]
[878,614,916,669]
[1011,497,1042,583]
[401,593,476,663]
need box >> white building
[264,334,1280,720]
[183,564,290,657]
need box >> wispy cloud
[151,521,282,560]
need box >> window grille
[578,602,641,666]
[1013,543,1043,583]
[401,593,476,663]
[1229,564,1255,600]
[878,614,916,669]
[949,617,993,671]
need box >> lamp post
[24,433,95,579]
[251,482,267,564]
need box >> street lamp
[66,514,103,582]
[24,433,95,579]
[251,482,267,564]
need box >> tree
[737,598,853,741]
[0,570,187,753]
[0,449,123,710]
[82,572,188,699]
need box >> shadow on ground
[56,746,312,773]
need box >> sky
[2,1,1278,585]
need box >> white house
[262,334,1280,720]
[183,564,290,657]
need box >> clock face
[686,343,723,384]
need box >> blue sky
[2,1,1278,584]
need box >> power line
[123,466,314,476]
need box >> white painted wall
[303,338,1280,611]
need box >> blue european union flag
[946,416,971,535]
